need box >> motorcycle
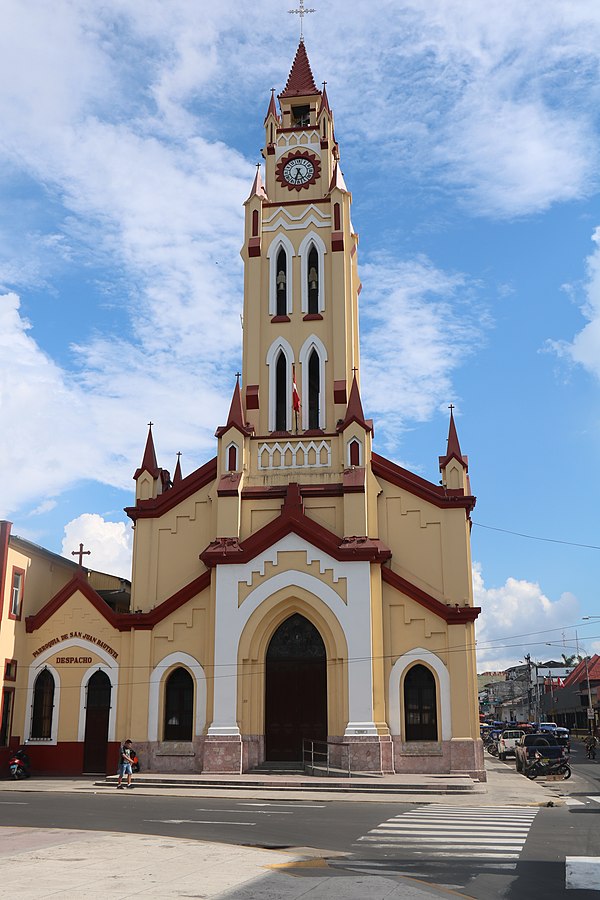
[525,752,571,780]
[585,741,597,760]
[8,747,31,780]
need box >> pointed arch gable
[299,334,327,430]
[148,652,206,742]
[267,233,295,315]
[266,337,295,432]
[298,231,326,313]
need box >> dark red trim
[0,521,11,623]
[241,482,344,500]
[343,466,364,493]
[372,453,476,513]
[333,380,347,405]
[248,237,261,257]
[217,472,242,497]
[271,315,291,323]
[382,566,480,623]
[8,565,25,620]
[201,483,391,567]
[246,385,259,410]
[303,313,323,321]
[26,570,211,634]
[331,231,344,251]
[126,456,217,521]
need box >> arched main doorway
[83,670,111,773]
[265,613,327,761]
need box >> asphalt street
[0,747,598,899]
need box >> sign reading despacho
[32,631,118,660]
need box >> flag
[292,364,301,412]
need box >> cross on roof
[288,0,316,41]
[449,404,455,412]
[72,542,91,567]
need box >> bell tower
[240,41,363,473]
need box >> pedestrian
[117,738,134,789]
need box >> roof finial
[288,0,316,41]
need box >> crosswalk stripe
[353,804,538,864]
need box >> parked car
[515,732,567,774]
[538,722,558,732]
[554,727,570,752]
[498,729,525,761]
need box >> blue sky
[2,0,600,669]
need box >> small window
[276,247,288,316]
[307,245,319,315]
[227,444,238,472]
[275,351,288,432]
[404,664,438,742]
[308,349,320,430]
[252,209,259,237]
[292,105,310,127]
[10,568,24,619]
[349,440,360,467]
[4,660,17,682]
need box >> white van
[498,729,525,760]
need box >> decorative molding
[258,439,331,470]
[148,652,207,743]
[388,648,452,741]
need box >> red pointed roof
[215,377,254,438]
[439,406,468,471]
[246,165,268,202]
[173,453,182,485]
[280,41,321,99]
[264,88,279,123]
[328,163,348,194]
[134,423,159,480]
[319,83,331,115]
[337,373,373,433]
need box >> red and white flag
[292,364,301,412]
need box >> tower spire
[134,422,159,479]
[280,40,320,98]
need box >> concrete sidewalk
[0,825,467,899]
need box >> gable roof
[372,452,476,512]
[26,570,211,634]
[125,456,217,521]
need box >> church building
[1,42,483,779]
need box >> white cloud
[61,513,132,580]
[473,562,580,671]
[550,226,600,378]
[360,255,487,443]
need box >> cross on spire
[288,0,316,41]
[448,404,455,413]
[72,542,91,568]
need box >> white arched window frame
[299,231,326,314]
[225,441,239,472]
[267,233,295,316]
[24,663,60,745]
[299,334,327,431]
[388,647,452,741]
[347,438,363,467]
[148,652,207,742]
[266,337,295,432]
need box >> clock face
[283,157,315,185]
[276,152,320,191]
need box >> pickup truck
[514,732,567,773]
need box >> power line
[472,521,600,551]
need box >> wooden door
[265,614,327,761]
[83,671,111,773]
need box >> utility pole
[525,654,532,722]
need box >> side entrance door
[83,670,111,773]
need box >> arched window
[334,202,341,231]
[404,664,438,741]
[276,247,287,316]
[308,349,320,430]
[349,439,361,467]
[307,245,319,314]
[227,444,238,472]
[252,209,259,237]
[31,669,54,739]
[275,351,288,431]
[164,667,193,741]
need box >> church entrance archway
[83,670,111,773]
[265,613,327,761]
